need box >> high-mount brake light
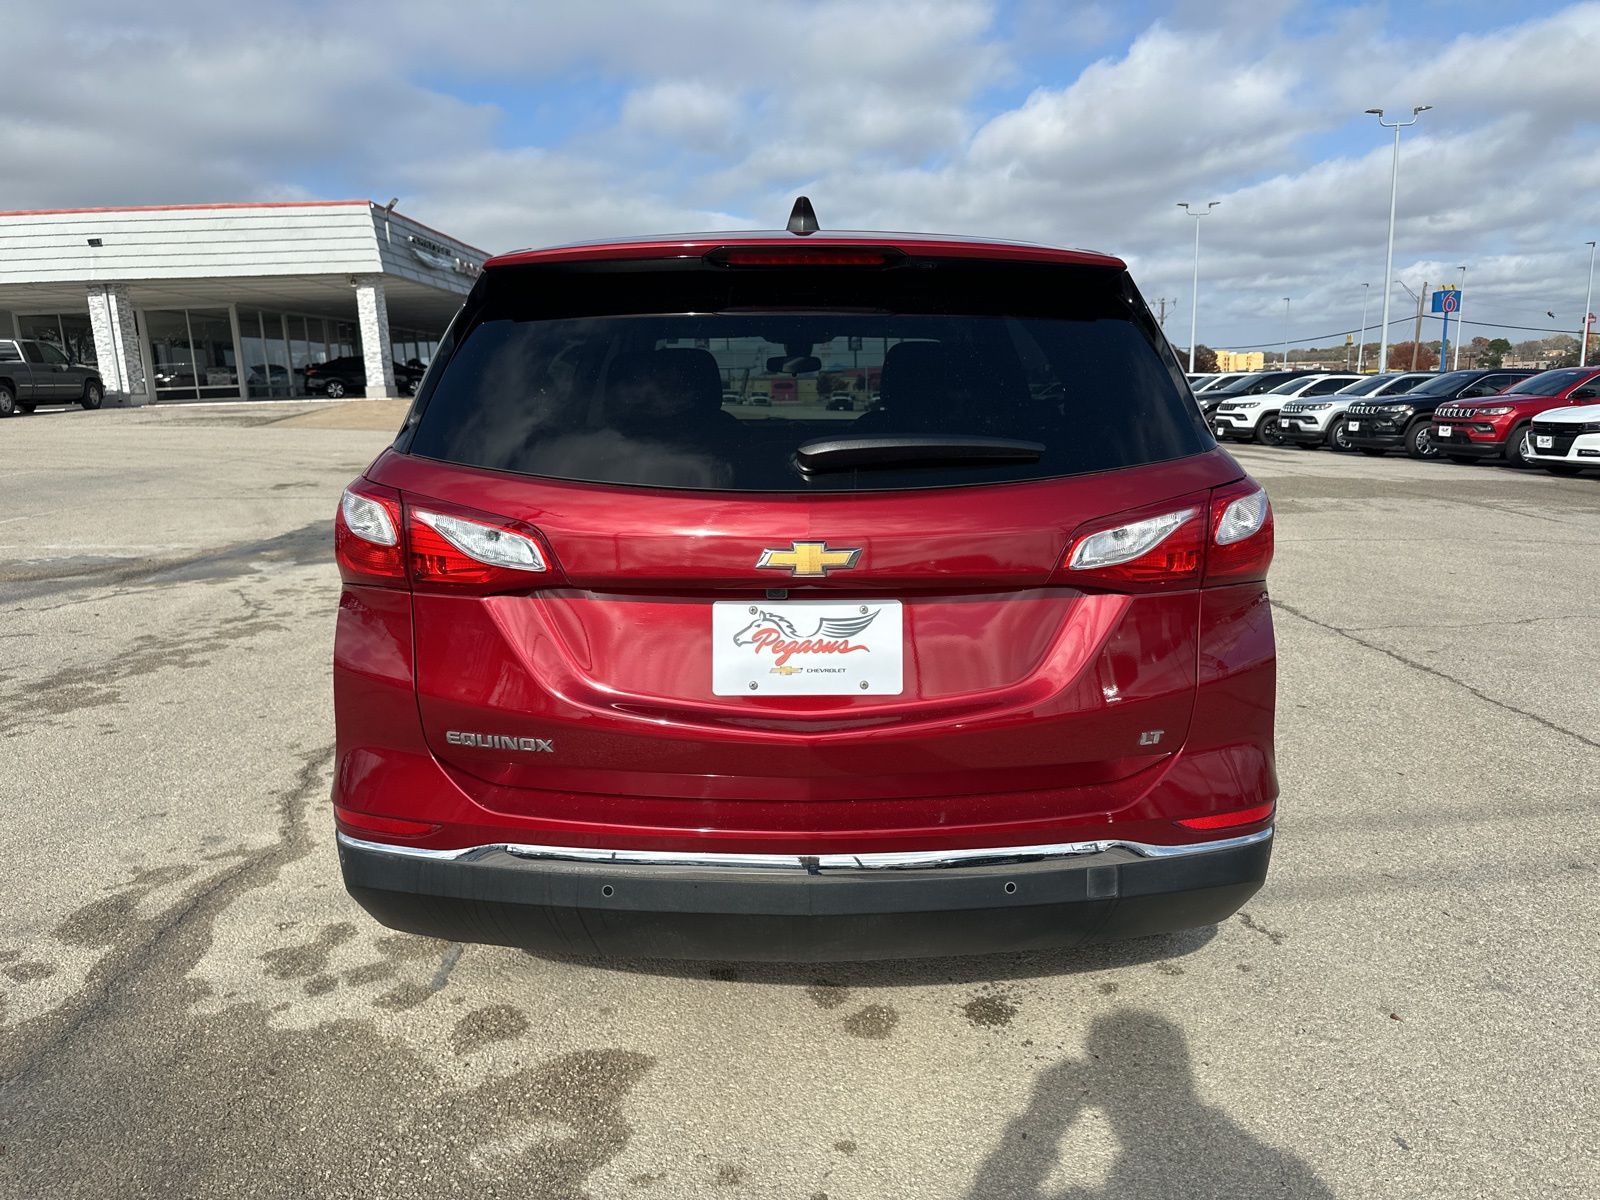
[710,248,891,267]
[408,505,550,589]
[335,482,405,585]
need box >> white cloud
[3,0,1599,346]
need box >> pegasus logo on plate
[732,609,879,667]
[755,541,861,577]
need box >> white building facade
[0,201,486,404]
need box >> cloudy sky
[7,0,1600,348]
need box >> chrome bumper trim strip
[337,826,1272,871]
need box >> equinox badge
[446,731,553,752]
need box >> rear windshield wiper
[794,435,1045,473]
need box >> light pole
[1454,265,1466,369]
[1582,241,1596,367]
[1281,297,1292,366]
[1357,283,1371,372]
[1366,105,1431,372]
[1178,201,1220,372]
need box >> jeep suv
[332,203,1278,961]
[1431,366,1600,466]
[1214,373,1357,445]
[1346,368,1537,459]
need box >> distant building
[1215,350,1265,372]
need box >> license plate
[712,600,903,696]
[1214,424,1226,437]
[1436,426,1452,437]
[1347,421,1360,431]
[1535,435,1553,448]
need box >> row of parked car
[1187,365,1600,475]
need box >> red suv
[332,204,1278,961]
[1431,366,1600,466]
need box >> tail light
[1061,479,1273,591]
[335,481,405,585]
[1176,801,1275,830]
[1205,481,1274,585]
[408,503,549,590]
[334,481,556,593]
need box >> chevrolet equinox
[332,200,1278,961]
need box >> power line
[1207,314,1576,352]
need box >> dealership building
[0,201,486,404]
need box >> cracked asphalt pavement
[2,402,1596,1198]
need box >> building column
[353,275,397,399]
[86,283,148,405]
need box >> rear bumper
[338,827,1273,962]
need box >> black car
[1343,368,1539,459]
[304,356,424,398]
[1193,369,1316,417]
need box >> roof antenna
[786,196,819,235]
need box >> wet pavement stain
[3,962,57,984]
[715,1163,746,1185]
[805,981,850,1010]
[453,1005,531,1056]
[962,992,1019,1029]
[259,921,357,981]
[372,981,434,1011]
[841,1004,900,1039]
[0,745,657,1199]
[832,1140,857,1155]
[52,864,198,948]
[1238,911,1289,945]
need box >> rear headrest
[607,348,724,423]
[878,341,952,420]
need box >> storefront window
[145,308,234,400]
[18,314,99,368]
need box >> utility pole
[1582,241,1596,367]
[1357,283,1371,372]
[1454,266,1467,369]
[1411,279,1428,370]
[1281,297,1292,366]
[1155,297,1178,330]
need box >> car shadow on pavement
[533,926,1217,987]
[965,1008,1337,1199]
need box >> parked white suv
[1525,403,1600,476]
[1280,372,1432,451]
[1214,374,1362,446]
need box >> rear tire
[0,384,15,418]
[80,381,104,410]
[324,379,347,399]
[1405,419,1438,460]
[1543,463,1582,477]
[1254,413,1286,446]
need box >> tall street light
[1178,201,1220,372]
[1582,241,1597,367]
[1357,283,1371,372]
[1366,105,1431,372]
[1281,297,1292,366]
[1454,265,1467,369]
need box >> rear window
[404,258,1209,492]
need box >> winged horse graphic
[731,608,880,666]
